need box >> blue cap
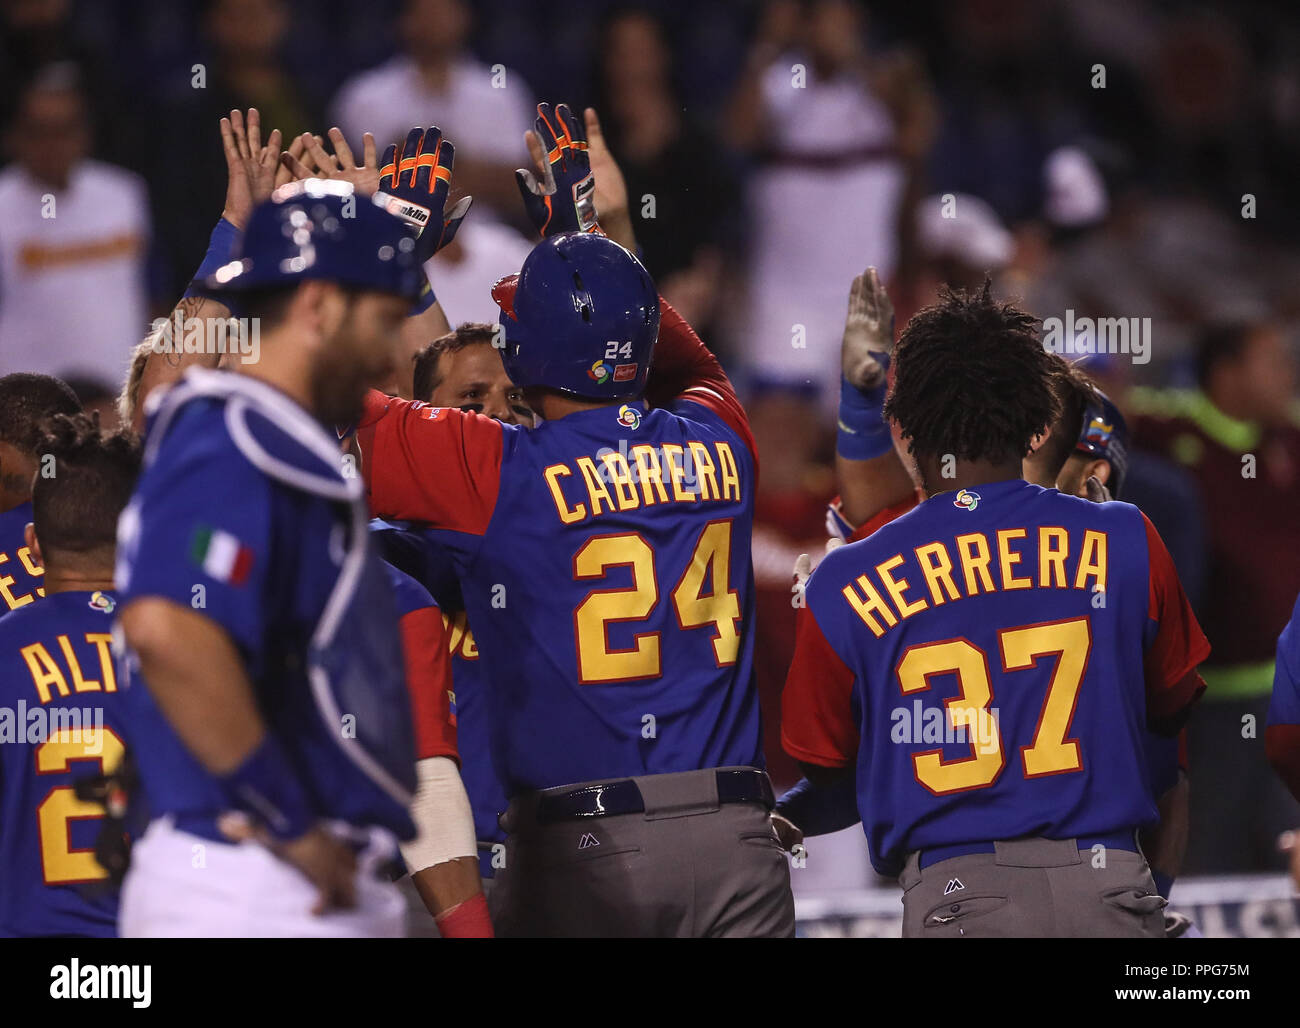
[1075,386,1129,497]
[493,232,659,400]
[206,179,424,301]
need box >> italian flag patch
[190,526,255,585]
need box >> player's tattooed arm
[836,268,915,529]
[127,111,305,428]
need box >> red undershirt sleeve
[357,390,503,537]
[782,606,860,768]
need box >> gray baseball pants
[490,767,796,938]
[899,837,1166,938]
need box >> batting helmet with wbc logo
[1075,386,1129,498]
[492,232,660,401]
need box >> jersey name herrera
[542,439,743,525]
[842,525,1109,638]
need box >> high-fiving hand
[516,102,601,238]
[375,127,473,263]
[219,108,282,230]
[279,127,383,198]
[842,267,895,392]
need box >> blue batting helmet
[205,179,424,300]
[1075,386,1129,498]
[492,232,659,400]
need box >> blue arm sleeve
[774,774,861,837]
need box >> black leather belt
[535,769,774,825]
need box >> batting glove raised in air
[515,102,601,238]
[841,266,895,391]
[375,126,473,265]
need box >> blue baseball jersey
[374,522,508,877]
[1269,591,1300,729]
[359,304,763,795]
[0,590,126,937]
[783,479,1209,875]
[116,370,417,843]
[1266,591,1300,800]
[0,502,45,615]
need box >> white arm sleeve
[400,756,478,874]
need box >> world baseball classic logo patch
[954,489,981,511]
[87,591,116,614]
[617,404,642,429]
[588,360,612,383]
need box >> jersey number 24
[573,519,741,684]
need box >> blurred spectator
[1130,320,1300,872]
[892,190,1013,326]
[0,0,133,168]
[590,7,740,338]
[725,0,932,403]
[149,0,323,295]
[425,219,533,328]
[921,0,1070,226]
[383,217,535,397]
[0,65,149,386]
[331,0,534,220]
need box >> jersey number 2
[35,727,126,884]
[573,519,740,683]
[897,617,1091,795]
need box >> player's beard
[310,306,394,426]
[310,362,367,427]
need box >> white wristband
[400,756,478,873]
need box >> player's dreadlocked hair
[0,373,81,454]
[31,414,140,559]
[884,283,1059,467]
[1036,360,1096,479]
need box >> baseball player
[377,323,536,885]
[780,292,1198,934]
[0,414,137,937]
[0,374,82,615]
[355,111,794,938]
[1269,591,1300,891]
[114,177,454,937]
[411,323,535,423]
[782,282,1210,937]
[1267,592,1300,801]
[384,557,492,936]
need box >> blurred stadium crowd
[2,0,1298,879]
